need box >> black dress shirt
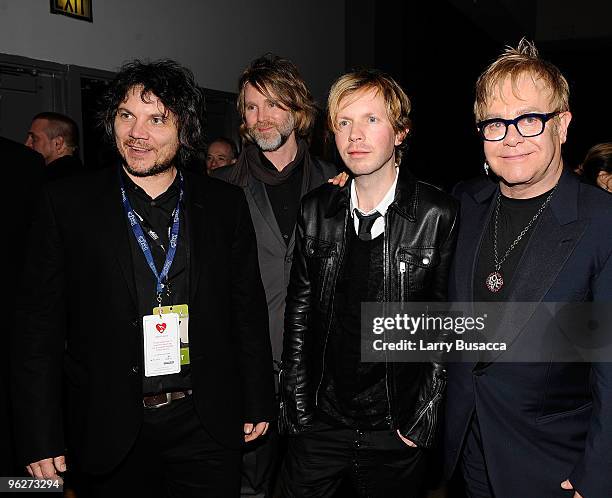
[260,151,303,245]
[121,168,192,395]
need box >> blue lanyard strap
[119,170,184,296]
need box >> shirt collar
[120,165,181,202]
[350,167,399,217]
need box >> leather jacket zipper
[404,383,443,436]
[399,261,407,301]
[383,211,393,426]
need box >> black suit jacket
[1,137,44,475]
[44,154,83,183]
[444,170,612,498]
[12,167,275,474]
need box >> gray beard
[254,132,289,152]
[249,114,295,152]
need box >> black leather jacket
[280,173,458,447]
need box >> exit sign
[50,0,93,22]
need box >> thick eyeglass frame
[476,111,560,142]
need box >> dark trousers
[460,415,494,498]
[241,426,281,497]
[78,396,241,498]
[279,420,427,498]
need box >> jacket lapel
[452,180,497,302]
[247,174,286,248]
[185,177,208,303]
[480,170,588,363]
[98,169,138,307]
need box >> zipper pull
[400,261,406,273]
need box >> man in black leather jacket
[279,69,458,497]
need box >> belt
[143,390,192,409]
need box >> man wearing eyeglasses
[444,40,612,498]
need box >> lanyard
[131,207,173,253]
[119,171,184,299]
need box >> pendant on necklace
[486,271,504,293]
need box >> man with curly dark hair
[12,59,275,497]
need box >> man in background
[206,136,238,172]
[25,111,83,181]
[0,136,44,478]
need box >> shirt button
[131,366,139,374]
[283,234,288,239]
[150,201,157,207]
[422,257,430,265]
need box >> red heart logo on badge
[156,323,167,333]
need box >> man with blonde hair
[279,69,458,496]
[444,39,612,498]
[213,54,336,496]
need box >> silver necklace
[485,187,556,293]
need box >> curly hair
[237,54,316,141]
[327,69,412,165]
[99,59,206,166]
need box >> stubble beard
[122,159,174,178]
[119,139,178,178]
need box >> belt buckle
[143,392,172,409]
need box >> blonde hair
[474,38,570,122]
[328,69,411,164]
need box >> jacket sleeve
[431,201,459,301]
[569,249,612,498]
[231,191,275,422]
[400,203,458,447]
[12,190,66,465]
[279,201,314,434]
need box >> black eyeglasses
[476,111,560,142]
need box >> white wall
[0,0,345,102]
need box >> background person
[579,142,612,192]
[25,111,83,182]
[206,136,238,172]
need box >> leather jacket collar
[325,170,419,221]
